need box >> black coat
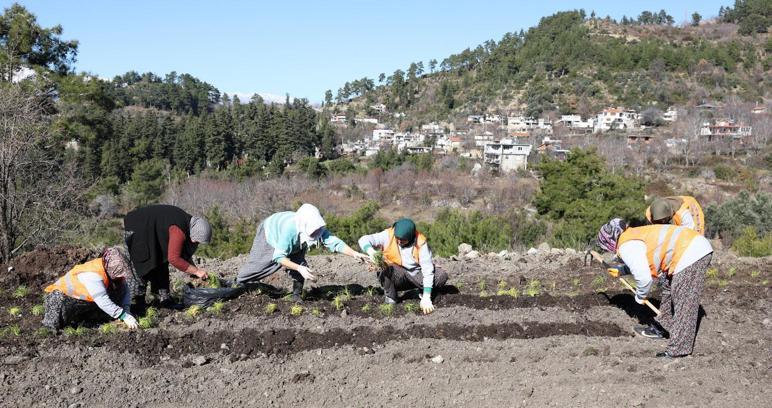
[124,205,195,276]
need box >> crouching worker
[124,204,212,309]
[645,195,705,235]
[597,218,713,358]
[236,203,369,301]
[358,218,448,314]
[42,247,139,331]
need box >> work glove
[420,292,435,314]
[606,263,631,278]
[366,247,377,263]
[120,312,139,330]
[296,265,317,282]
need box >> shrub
[325,158,357,175]
[731,227,772,257]
[706,191,771,243]
[197,206,256,259]
[534,149,646,248]
[324,201,389,249]
[418,209,513,257]
[713,164,736,181]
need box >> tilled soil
[0,247,770,407]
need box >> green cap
[393,218,416,241]
[650,198,675,222]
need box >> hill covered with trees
[330,2,770,123]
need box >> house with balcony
[700,120,752,141]
[594,107,638,132]
[483,140,533,173]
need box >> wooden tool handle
[589,250,661,315]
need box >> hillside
[332,8,771,126]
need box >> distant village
[333,103,763,174]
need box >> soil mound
[0,245,97,288]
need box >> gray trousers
[236,222,307,284]
[378,264,448,300]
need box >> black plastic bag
[182,281,245,308]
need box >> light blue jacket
[263,211,345,262]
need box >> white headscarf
[295,204,326,247]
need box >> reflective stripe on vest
[383,228,426,267]
[617,225,699,278]
[44,258,109,302]
[672,196,705,236]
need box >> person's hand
[355,252,370,263]
[193,269,208,280]
[120,312,138,330]
[366,247,377,263]
[297,265,317,282]
[420,293,435,314]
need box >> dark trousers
[42,290,118,330]
[377,265,448,300]
[142,263,171,294]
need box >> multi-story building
[483,140,533,173]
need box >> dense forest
[331,1,771,120]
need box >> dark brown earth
[0,246,770,407]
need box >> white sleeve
[358,230,390,252]
[617,240,654,299]
[78,272,124,319]
[419,244,435,289]
[679,211,696,231]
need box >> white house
[507,116,553,133]
[558,114,593,129]
[467,115,483,124]
[662,107,678,122]
[484,140,532,173]
[370,103,387,113]
[421,122,444,134]
[372,128,394,142]
[700,120,752,140]
[330,114,347,123]
[355,117,379,125]
[474,132,495,147]
[594,108,638,133]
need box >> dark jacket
[124,205,195,276]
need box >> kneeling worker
[358,218,448,314]
[597,218,713,358]
[42,247,139,330]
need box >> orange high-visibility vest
[617,225,699,278]
[645,196,705,235]
[383,228,427,267]
[44,258,109,302]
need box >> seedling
[63,326,87,337]
[571,277,581,288]
[503,287,519,298]
[479,290,490,298]
[497,280,508,291]
[31,304,44,316]
[361,304,372,313]
[8,306,21,317]
[478,280,487,291]
[706,268,719,279]
[366,286,377,297]
[282,293,295,302]
[725,267,736,278]
[138,316,156,329]
[207,301,225,314]
[12,285,28,298]
[750,270,761,278]
[35,327,52,338]
[332,295,346,311]
[378,303,394,317]
[371,251,387,270]
[5,324,21,337]
[144,306,159,319]
[339,287,353,302]
[99,322,118,335]
[455,282,466,290]
[311,307,322,317]
[591,275,607,292]
[717,279,729,287]
[290,304,303,316]
[206,273,222,288]
[185,305,203,318]
[524,280,542,297]
[264,303,278,315]
[403,302,419,314]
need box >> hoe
[585,249,661,316]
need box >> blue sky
[9,0,729,103]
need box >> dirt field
[0,246,770,407]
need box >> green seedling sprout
[571,277,581,288]
[207,301,225,314]
[99,322,118,335]
[289,304,303,316]
[478,280,487,291]
[503,287,519,298]
[717,279,729,287]
[378,303,394,317]
[591,275,606,292]
[332,295,346,311]
[361,303,372,313]
[8,306,22,317]
[31,304,44,316]
[403,302,419,314]
[185,305,203,318]
[311,307,322,317]
[13,285,28,298]
[497,280,507,291]
[282,293,295,301]
[6,324,21,337]
[479,290,490,298]
[35,327,52,338]
[366,286,377,297]
[63,326,87,337]
[145,307,159,320]
[372,251,387,269]
[706,268,719,279]
[725,267,736,278]
[524,280,542,297]
[264,303,278,315]
[750,270,760,278]
[206,273,222,288]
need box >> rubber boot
[291,280,304,303]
